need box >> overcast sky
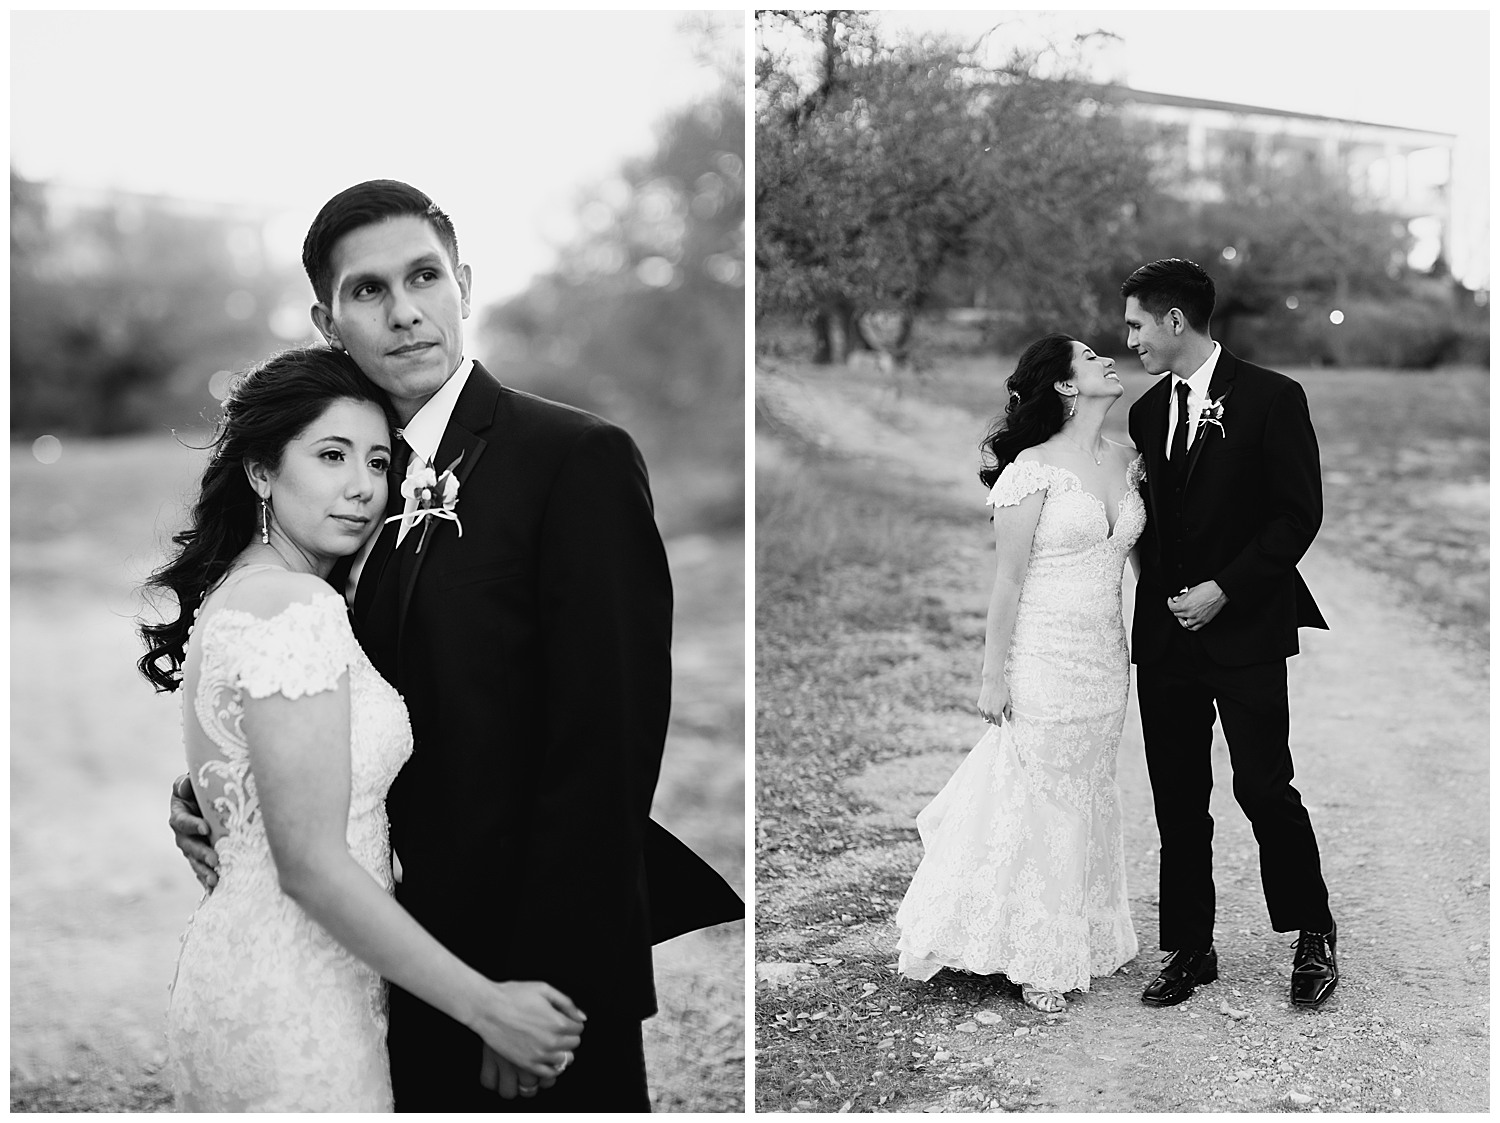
[11,10,741,303]
[875,10,1486,139]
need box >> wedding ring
[519,1084,539,1097]
[557,1051,574,1073]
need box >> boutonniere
[387,450,465,552]
[1197,389,1231,439]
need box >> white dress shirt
[1165,342,1221,459]
[345,358,475,602]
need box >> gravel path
[756,368,1488,1113]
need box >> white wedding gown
[166,566,412,1111]
[895,456,1145,993]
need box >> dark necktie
[351,436,411,626]
[386,433,412,521]
[1170,381,1191,464]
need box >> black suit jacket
[1128,347,1328,667]
[352,362,738,1022]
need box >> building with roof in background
[1087,83,1487,299]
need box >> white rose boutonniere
[1197,389,1231,440]
[387,450,465,553]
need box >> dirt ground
[754,365,1488,1113]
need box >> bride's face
[253,398,392,571]
[1068,341,1123,400]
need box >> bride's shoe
[1020,984,1066,1014]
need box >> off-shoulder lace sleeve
[986,459,1052,508]
[231,593,358,700]
[1127,453,1146,490]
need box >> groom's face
[1124,295,1177,377]
[314,215,472,425]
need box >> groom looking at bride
[171,179,738,1109]
[1123,258,1339,1011]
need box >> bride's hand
[976,680,1011,725]
[479,1046,557,1099]
[470,981,586,1078]
[169,774,219,890]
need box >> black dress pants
[1137,625,1333,951]
[388,983,651,1113]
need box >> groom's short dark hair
[302,180,460,306]
[1121,258,1215,334]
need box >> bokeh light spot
[269,303,311,342]
[636,257,676,288]
[703,253,743,286]
[1329,310,1345,325]
[1221,246,1238,261]
[32,435,63,464]
[225,290,256,320]
[208,369,236,400]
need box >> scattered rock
[975,1011,1005,1025]
[1013,1027,1029,1037]
[956,1021,978,1033]
[757,961,818,987]
[1287,1090,1313,1105]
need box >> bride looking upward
[895,333,1143,1014]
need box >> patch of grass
[756,416,989,1111]
[756,431,942,612]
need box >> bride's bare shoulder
[220,568,338,622]
[1102,437,1138,465]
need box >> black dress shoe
[1290,920,1338,1007]
[1142,947,1218,1006]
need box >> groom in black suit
[307,180,744,1109]
[173,180,740,1109]
[1123,259,1338,1010]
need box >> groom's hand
[480,1046,557,1099]
[1169,581,1228,631]
[169,774,219,890]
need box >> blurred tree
[10,172,305,436]
[478,59,744,528]
[1078,149,1412,359]
[483,92,743,416]
[755,12,1151,364]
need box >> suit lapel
[1138,377,1172,552]
[352,496,403,628]
[393,364,501,650]
[1182,348,1238,492]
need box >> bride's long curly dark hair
[978,333,1077,489]
[137,347,393,693]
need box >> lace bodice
[166,566,412,1111]
[987,455,1145,580]
[896,454,1144,992]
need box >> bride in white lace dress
[895,334,1142,1013]
[138,349,584,1110]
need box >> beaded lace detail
[166,570,411,1110]
[895,456,1144,992]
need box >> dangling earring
[259,497,270,545]
[1065,394,1077,420]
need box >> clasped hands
[167,777,579,1101]
[1169,580,1227,632]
